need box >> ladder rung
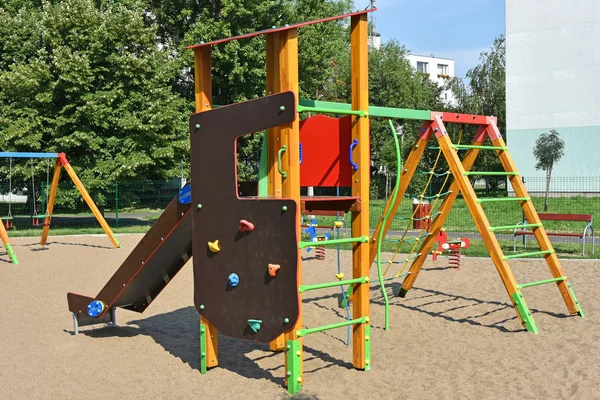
[478,197,530,203]
[490,223,541,232]
[518,276,566,289]
[464,171,519,176]
[503,250,554,260]
[32,215,50,219]
[452,145,507,151]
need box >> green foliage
[533,128,565,210]
[533,129,565,172]
[0,0,189,197]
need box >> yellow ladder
[374,116,583,333]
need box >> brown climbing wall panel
[190,92,299,343]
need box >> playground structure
[66,7,584,396]
[0,152,120,264]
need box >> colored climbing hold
[334,221,343,229]
[208,240,220,253]
[197,204,202,209]
[239,219,255,232]
[335,273,344,280]
[284,318,290,324]
[282,206,288,211]
[248,319,262,332]
[87,300,105,317]
[195,124,200,129]
[228,273,240,287]
[268,263,281,277]
[279,106,285,111]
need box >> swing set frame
[0,152,121,265]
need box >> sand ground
[1,234,599,400]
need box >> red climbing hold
[239,219,255,232]
[268,263,280,277]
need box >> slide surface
[67,188,192,328]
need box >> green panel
[567,282,585,318]
[286,340,302,395]
[298,99,431,120]
[511,292,538,334]
[364,324,371,371]
[258,131,268,197]
[518,276,565,289]
[199,323,207,374]
[299,276,368,293]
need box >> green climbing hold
[284,318,290,324]
[280,105,286,111]
[282,206,288,211]
[195,124,200,129]
[248,319,263,332]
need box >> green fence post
[115,181,119,229]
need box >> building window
[437,64,449,75]
[416,61,428,73]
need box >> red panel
[431,111,496,125]
[300,115,353,187]
[185,9,376,50]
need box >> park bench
[513,213,594,256]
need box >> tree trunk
[544,166,552,211]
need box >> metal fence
[0,176,597,243]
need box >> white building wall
[406,54,456,105]
[506,0,600,182]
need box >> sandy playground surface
[1,234,599,399]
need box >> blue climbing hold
[87,300,105,317]
[228,273,240,287]
[178,184,192,205]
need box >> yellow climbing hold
[208,240,221,253]
[335,273,344,280]
[334,221,343,228]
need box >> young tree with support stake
[533,129,565,211]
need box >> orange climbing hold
[268,263,281,277]
[239,219,255,232]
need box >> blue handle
[349,139,359,171]
[299,143,303,165]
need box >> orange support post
[59,155,121,249]
[40,159,62,246]
[266,32,286,352]
[193,45,219,370]
[350,13,370,371]
[274,29,304,390]
[0,217,18,264]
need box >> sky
[358,0,506,78]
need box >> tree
[445,35,506,192]
[533,129,564,211]
[0,0,189,197]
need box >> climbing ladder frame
[365,112,583,334]
[187,10,373,395]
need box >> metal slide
[67,185,193,334]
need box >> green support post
[567,282,584,317]
[115,181,119,229]
[200,322,208,374]
[511,292,538,334]
[297,104,367,117]
[364,324,371,371]
[5,243,18,265]
[286,340,302,395]
[258,131,268,197]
